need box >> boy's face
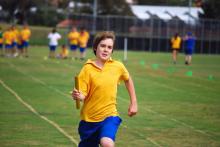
[95,38,113,62]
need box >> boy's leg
[0,44,3,56]
[23,41,29,57]
[99,116,122,147]
[188,55,192,64]
[70,45,78,59]
[79,47,86,60]
[172,49,177,63]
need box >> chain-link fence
[69,14,220,54]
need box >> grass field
[0,46,220,147]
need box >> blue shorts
[17,44,23,50]
[22,41,29,48]
[185,48,193,55]
[49,45,57,51]
[78,116,122,147]
[11,42,17,48]
[70,45,78,51]
[5,44,12,49]
[79,47,86,53]
[0,44,2,49]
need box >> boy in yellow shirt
[3,27,13,57]
[11,25,19,57]
[68,27,79,59]
[78,27,90,60]
[20,24,31,57]
[72,31,138,147]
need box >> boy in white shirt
[48,28,61,58]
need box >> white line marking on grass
[118,96,213,137]
[147,137,163,147]
[121,124,162,147]
[0,79,79,146]
[8,63,71,98]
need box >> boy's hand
[128,102,138,117]
[72,88,85,101]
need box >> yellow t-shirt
[78,59,129,122]
[12,29,19,43]
[78,31,89,48]
[21,29,31,41]
[3,31,13,45]
[68,31,79,45]
[17,31,22,45]
[0,32,3,44]
[171,36,181,49]
[61,48,69,58]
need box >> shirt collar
[85,58,113,69]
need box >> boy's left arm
[124,76,138,117]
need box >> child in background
[48,28,61,58]
[184,32,196,65]
[171,33,182,64]
[17,31,24,57]
[68,26,79,60]
[72,31,138,147]
[3,27,13,57]
[57,44,69,59]
[20,24,31,57]
[78,27,90,60]
[11,25,19,57]
[0,27,3,56]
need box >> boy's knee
[100,137,114,147]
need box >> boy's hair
[52,28,56,33]
[93,31,115,55]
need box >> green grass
[0,46,220,147]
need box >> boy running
[72,31,138,147]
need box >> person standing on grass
[0,27,3,56]
[171,33,182,64]
[78,27,90,60]
[16,30,24,57]
[3,27,13,57]
[184,32,196,65]
[72,31,138,147]
[11,25,19,57]
[68,26,79,60]
[20,24,31,57]
[47,28,62,58]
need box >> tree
[199,0,220,20]
[98,0,134,16]
[0,0,36,24]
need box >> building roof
[130,5,203,24]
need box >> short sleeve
[119,62,129,82]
